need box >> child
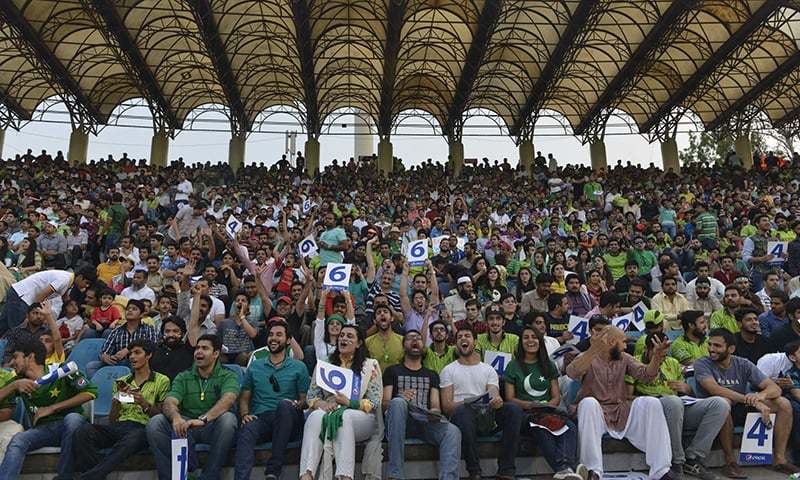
[41,302,65,367]
[56,299,84,350]
[90,289,121,337]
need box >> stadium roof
[1,0,800,144]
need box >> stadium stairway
[20,434,745,479]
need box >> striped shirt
[102,322,160,356]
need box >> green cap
[325,314,346,329]
[644,310,664,326]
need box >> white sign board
[567,315,589,342]
[299,235,318,258]
[323,263,352,291]
[171,437,189,480]
[631,302,648,332]
[225,215,242,239]
[484,351,512,375]
[302,199,317,215]
[767,241,788,266]
[406,239,428,266]
[613,313,634,331]
[739,412,776,465]
[315,360,355,396]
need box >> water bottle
[788,473,800,480]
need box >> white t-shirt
[189,295,226,320]
[13,270,73,305]
[121,285,157,304]
[756,352,793,378]
[440,361,499,403]
[176,180,193,201]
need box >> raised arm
[427,259,440,305]
[187,288,202,347]
[365,236,377,284]
[399,261,412,314]
[42,302,64,360]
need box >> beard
[164,336,181,348]
[610,345,622,361]
[459,289,472,300]
[268,342,286,354]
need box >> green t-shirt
[710,309,739,333]
[695,212,718,241]
[423,345,457,374]
[626,355,684,397]
[243,356,309,416]
[0,369,17,410]
[670,335,710,365]
[24,370,97,425]
[476,332,519,358]
[168,362,241,419]
[603,252,627,281]
[107,204,129,235]
[504,358,559,403]
[113,371,171,425]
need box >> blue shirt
[243,355,310,415]
[758,310,787,339]
[319,227,347,266]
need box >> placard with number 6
[406,239,428,266]
[299,235,318,258]
[323,263,352,291]
[315,360,354,395]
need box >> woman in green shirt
[504,326,583,480]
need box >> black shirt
[383,363,439,410]
[767,323,800,354]
[734,333,769,365]
[151,341,195,380]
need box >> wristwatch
[198,415,209,425]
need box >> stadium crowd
[0,148,798,480]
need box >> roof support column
[519,140,534,177]
[378,139,393,177]
[0,129,5,160]
[354,115,374,161]
[589,140,607,172]
[150,130,169,167]
[229,134,246,173]
[68,128,89,165]
[660,138,680,174]
[735,134,753,170]
[304,138,319,178]
[449,140,464,178]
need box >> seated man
[146,334,240,480]
[0,334,96,479]
[695,328,800,477]
[384,329,461,480]
[440,326,522,480]
[234,320,309,480]
[566,326,672,479]
[628,332,729,479]
[89,299,160,377]
[73,339,170,479]
[670,310,710,366]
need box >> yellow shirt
[365,331,404,373]
[96,261,122,285]
[46,350,66,367]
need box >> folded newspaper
[408,403,448,423]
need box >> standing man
[384,329,461,480]
[566,326,673,479]
[743,214,780,292]
[0,335,97,479]
[317,212,349,267]
[235,321,309,480]
[146,334,240,480]
[73,339,170,479]
[440,326,523,480]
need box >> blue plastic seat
[90,365,131,422]
[222,363,245,386]
[67,339,106,374]
[666,330,683,342]
[0,338,6,362]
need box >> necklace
[198,378,210,401]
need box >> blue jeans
[234,399,304,479]
[0,412,86,479]
[146,412,237,480]
[0,289,28,336]
[74,420,147,479]
[450,402,522,477]
[385,397,461,480]
[522,416,578,472]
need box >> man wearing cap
[121,267,157,304]
[633,310,666,357]
[366,304,404,373]
[88,299,160,377]
[671,311,710,366]
[444,276,475,322]
[384,329,461,480]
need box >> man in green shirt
[671,310,710,366]
[146,334,240,480]
[602,238,627,281]
[105,192,129,250]
[694,203,718,249]
[633,310,665,357]
[0,334,97,478]
[74,338,170,479]
[365,305,404,373]
[710,285,741,333]
[476,307,519,361]
[423,319,457,373]
[0,368,22,465]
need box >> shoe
[772,462,800,474]
[684,459,720,480]
[554,468,584,480]
[588,470,602,480]
[720,462,747,479]
[576,464,590,480]
[265,475,278,480]
[661,464,684,480]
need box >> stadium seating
[67,339,105,374]
[89,365,131,423]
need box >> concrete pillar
[735,133,753,170]
[150,130,169,167]
[228,134,246,173]
[0,129,4,160]
[519,139,534,176]
[449,140,464,177]
[660,138,680,174]
[589,140,607,171]
[377,139,393,176]
[354,114,374,161]
[67,128,89,165]
[304,138,320,178]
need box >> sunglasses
[269,374,281,392]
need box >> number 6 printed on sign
[315,360,354,395]
[406,239,428,266]
[323,263,352,291]
[299,235,318,258]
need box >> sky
[2,104,695,170]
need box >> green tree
[678,131,734,165]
